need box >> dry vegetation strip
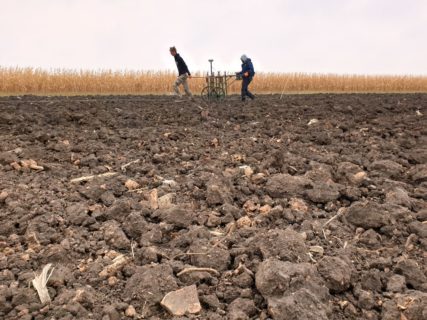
[1,67,427,95]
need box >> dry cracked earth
[0,94,426,320]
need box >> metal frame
[200,59,239,103]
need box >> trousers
[173,74,193,97]
[241,77,255,101]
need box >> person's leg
[173,76,184,96]
[245,77,255,100]
[241,78,249,101]
[182,75,194,99]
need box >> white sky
[1,0,426,75]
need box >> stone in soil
[160,284,201,316]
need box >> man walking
[238,54,255,102]
[170,46,194,100]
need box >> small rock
[149,189,158,209]
[351,171,368,185]
[162,179,178,188]
[158,193,175,209]
[231,154,245,163]
[160,285,201,316]
[289,198,309,213]
[243,199,259,214]
[125,179,140,190]
[309,246,324,256]
[211,138,219,147]
[125,305,136,317]
[237,216,253,228]
[259,204,272,216]
[108,276,119,286]
[239,165,254,177]
[0,191,8,202]
[308,118,319,125]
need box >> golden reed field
[1,67,427,95]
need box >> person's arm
[242,63,249,77]
[248,61,254,77]
[180,56,191,76]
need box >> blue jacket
[241,58,255,78]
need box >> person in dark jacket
[238,54,255,102]
[169,46,193,100]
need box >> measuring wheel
[201,86,226,103]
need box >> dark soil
[0,94,426,320]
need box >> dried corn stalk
[32,264,55,304]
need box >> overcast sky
[1,0,426,75]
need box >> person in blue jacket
[238,54,255,102]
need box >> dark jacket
[241,58,255,78]
[174,54,191,76]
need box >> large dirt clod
[346,201,389,229]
